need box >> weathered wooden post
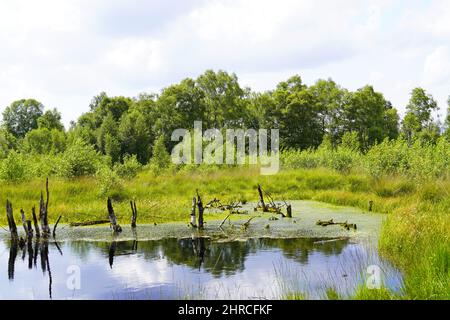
[32,205,40,238]
[190,197,197,227]
[26,220,33,239]
[6,200,18,239]
[20,209,28,236]
[107,198,122,233]
[196,191,204,229]
[286,204,292,218]
[368,200,373,212]
[39,179,51,237]
[8,239,18,280]
[130,200,137,228]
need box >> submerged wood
[6,200,18,239]
[69,220,110,227]
[218,213,232,229]
[316,219,357,230]
[107,198,122,233]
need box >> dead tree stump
[107,198,122,233]
[130,200,137,228]
[26,220,33,239]
[196,191,204,229]
[32,206,40,238]
[257,184,268,212]
[190,197,197,227]
[20,209,28,235]
[286,204,292,218]
[6,200,18,239]
[368,200,373,212]
[39,179,51,237]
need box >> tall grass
[0,136,448,299]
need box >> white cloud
[0,0,449,126]
[423,46,450,86]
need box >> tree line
[1,69,449,167]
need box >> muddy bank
[0,200,385,244]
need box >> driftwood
[218,213,232,229]
[69,220,110,227]
[32,206,40,238]
[255,185,289,216]
[52,215,62,238]
[196,191,204,229]
[316,219,357,231]
[241,216,258,231]
[205,198,221,209]
[107,198,122,233]
[130,200,137,228]
[6,200,18,239]
[205,198,242,211]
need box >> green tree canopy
[2,99,44,138]
[38,108,65,131]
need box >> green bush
[149,135,172,173]
[58,139,102,178]
[114,154,142,179]
[0,150,28,181]
[96,165,125,199]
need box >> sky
[0,0,449,127]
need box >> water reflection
[0,237,402,299]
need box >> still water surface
[0,237,403,299]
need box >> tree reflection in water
[103,237,349,277]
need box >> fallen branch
[69,220,110,227]
[316,219,357,230]
[218,213,232,229]
[241,216,259,231]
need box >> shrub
[0,150,28,181]
[325,148,358,173]
[58,139,101,178]
[114,154,142,179]
[96,166,125,199]
[149,135,172,173]
[364,138,409,178]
